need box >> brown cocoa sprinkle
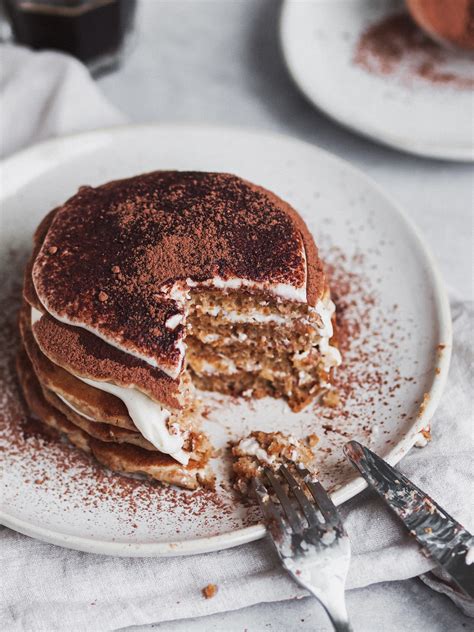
[354,12,474,90]
[98,291,108,302]
[202,584,218,599]
[3,204,427,537]
[48,246,58,255]
[418,392,430,417]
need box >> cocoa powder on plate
[354,11,474,89]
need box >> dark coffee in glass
[4,0,136,74]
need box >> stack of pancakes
[18,171,340,489]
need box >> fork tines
[252,463,352,630]
[252,463,344,539]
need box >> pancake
[30,307,187,409]
[19,170,342,490]
[40,385,157,451]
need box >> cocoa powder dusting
[2,227,424,530]
[354,12,474,89]
[306,229,420,486]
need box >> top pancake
[32,171,324,378]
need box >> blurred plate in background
[280,0,474,161]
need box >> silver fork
[252,464,352,632]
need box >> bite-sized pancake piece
[32,171,324,378]
[231,430,318,495]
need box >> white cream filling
[77,376,189,465]
[30,307,189,465]
[313,297,342,370]
[199,275,306,303]
[236,437,275,465]
[315,297,335,338]
[31,306,43,324]
[165,313,184,330]
[191,356,239,376]
[197,305,294,325]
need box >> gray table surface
[98,2,473,630]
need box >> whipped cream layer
[78,376,188,465]
[55,392,97,422]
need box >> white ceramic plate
[0,124,451,556]
[280,0,474,161]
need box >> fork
[252,464,353,632]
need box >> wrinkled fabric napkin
[1,45,472,631]
[0,45,124,158]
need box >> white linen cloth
[0,45,472,631]
[0,45,125,158]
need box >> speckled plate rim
[280,0,474,163]
[0,123,452,556]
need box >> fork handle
[309,588,353,632]
[327,616,353,632]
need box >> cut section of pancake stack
[18,171,341,490]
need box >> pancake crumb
[202,583,218,599]
[322,389,340,408]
